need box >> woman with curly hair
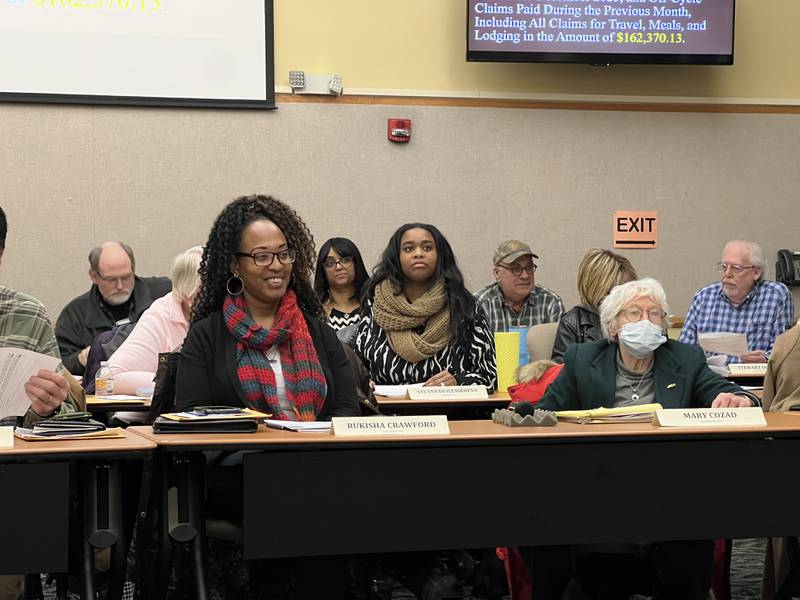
[355,223,496,389]
[313,237,369,334]
[174,195,358,598]
[176,194,360,421]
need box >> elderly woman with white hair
[538,277,757,412]
[530,278,758,600]
[107,246,202,395]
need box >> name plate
[728,363,767,376]
[331,415,450,437]
[654,407,766,428]
[406,385,488,400]
[0,426,12,448]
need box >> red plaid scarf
[223,290,327,421]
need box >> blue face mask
[617,319,666,359]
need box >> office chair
[526,322,559,361]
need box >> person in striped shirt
[0,207,82,429]
[0,206,82,600]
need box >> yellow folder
[556,403,663,424]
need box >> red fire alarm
[388,118,411,143]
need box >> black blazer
[175,311,360,420]
[537,338,755,412]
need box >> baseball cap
[493,240,539,266]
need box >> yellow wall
[275,0,799,103]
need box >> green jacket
[537,338,750,412]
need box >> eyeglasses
[499,263,537,277]
[234,249,297,267]
[95,272,134,286]
[716,262,756,275]
[323,256,354,271]
[619,307,666,324]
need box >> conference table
[129,412,800,598]
[727,371,766,387]
[0,430,155,599]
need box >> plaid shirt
[678,280,795,364]
[474,282,564,333]
[0,285,75,426]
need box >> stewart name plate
[727,363,767,377]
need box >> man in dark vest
[55,241,171,375]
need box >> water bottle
[95,361,114,396]
[509,326,530,366]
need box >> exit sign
[613,210,659,249]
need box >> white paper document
[706,354,729,376]
[264,419,331,432]
[698,332,749,357]
[0,426,13,448]
[0,348,59,419]
[373,383,424,398]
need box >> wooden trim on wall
[276,93,800,115]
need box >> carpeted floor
[36,538,775,599]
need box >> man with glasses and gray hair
[679,240,794,364]
[474,239,564,333]
[55,241,171,375]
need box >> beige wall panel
[1,101,798,322]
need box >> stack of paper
[31,418,106,436]
[161,408,271,421]
[15,428,124,441]
[556,403,663,424]
[153,407,271,433]
[264,419,331,432]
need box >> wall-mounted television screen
[0,0,274,108]
[467,0,735,65]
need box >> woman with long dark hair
[355,223,496,388]
[177,194,359,420]
[313,237,369,331]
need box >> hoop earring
[226,274,244,296]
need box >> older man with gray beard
[679,240,794,365]
[55,241,171,375]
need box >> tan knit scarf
[373,279,450,363]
